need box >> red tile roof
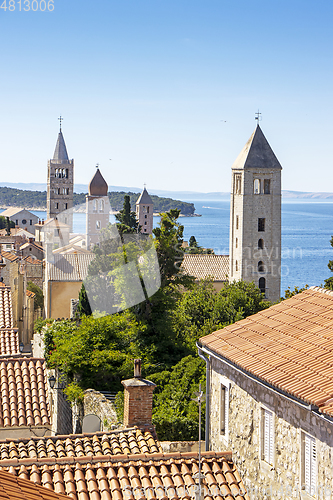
[0,358,50,427]
[0,451,249,500]
[0,469,70,500]
[200,287,333,418]
[0,330,19,357]
[0,285,13,329]
[181,255,229,281]
[1,251,19,263]
[0,429,161,460]
[0,285,19,356]
[24,255,43,265]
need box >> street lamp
[48,375,56,389]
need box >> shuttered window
[261,408,274,465]
[220,383,229,438]
[302,432,317,496]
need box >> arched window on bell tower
[258,261,265,273]
[258,239,264,249]
[259,277,266,295]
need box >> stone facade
[209,355,333,499]
[229,125,282,303]
[84,389,118,431]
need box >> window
[219,381,229,439]
[64,203,68,210]
[93,200,98,213]
[258,261,265,273]
[30,220,32,225]
[99,200,104,212]
[235,238,238,248]
[235,260,238,272]
[144,221,147,225]
[15,220,18,225]
[22,219,27,225]
[147,206,150,213]
[264,179,270,194]
[96,221,101,230]
[144,228,146,232]
[254,178,261,194]
[258,218,265,232]
[54,229,60,237]
[261,408,274,465]
[57,188,61,195]
[234,174,242,194]
[145,215,147,219]
[301,432,317,496]
[236,215,239,230]
[259,277,266,295]
[258,239,264,249]
[55,203,59,209]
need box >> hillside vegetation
[0,186,195,215]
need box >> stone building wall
[84,389,118,430]
[209,356,333,499]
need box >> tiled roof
[181,254,229,281]
[46,253,95,282]
[0,330,19,357]
[1,251,19,263]
[0,358,50,427]
[0,285,13,328]
[200,286,333,417]
[0,429,161,460]
[0,451,248,500]
[26,290,36,299]
[0,469,70,500]
[23,255,43,265]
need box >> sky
[0,0,333,193]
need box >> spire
[53,131,69,162]
[136,186,153,205]
[88,167,108,196]
[232,124,282,170]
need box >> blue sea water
[23,200,333,296]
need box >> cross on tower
[96,163,100,169]
[58,115,63,131]
[255,110,262,124]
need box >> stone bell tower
[136,186,153,235]
[47,118,74,231]
[229,123,282,303]
[86,167,110,250]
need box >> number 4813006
[1,0,54,10]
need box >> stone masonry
[209,356,333,500]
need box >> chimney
[121,359,156,429]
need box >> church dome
[88,168,108,196]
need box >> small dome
[88,168,108,196]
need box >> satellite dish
[82,414,101,433]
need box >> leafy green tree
[0,216,14,232]
[150,356,206,441]
[185,235,214,254]
[281,285,309,299]
[115,194,140,235]
[27,281,44,311]
[77,283,92,316]
[174,279,270,353]
[44,312,141,397]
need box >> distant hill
[0,186,195,215]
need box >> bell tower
[86,167,110,250]
[47,117,74,231]
[229,122,282,303]
[136,186,153,235]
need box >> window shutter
[310,436,317,494]
[304,434,311,492]
[263,409,273,465]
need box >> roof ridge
[308,285,333,297]
[0,450,233,468]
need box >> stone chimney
[121,359,156,429]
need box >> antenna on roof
[255,110,262,125]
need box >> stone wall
[84,389,118,431]
[209,356,333,499]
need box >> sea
[7,199,333,297]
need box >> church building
[46,120,74,231]
[136,187,153,235]
[229,123,282,303]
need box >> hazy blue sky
[0,0,332,192]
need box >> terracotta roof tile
[0,358,50,427]
[46,253,95,282]
[200,286,333,417]
[0,429,161,461]
[0,451,249,500]
[181,255,229,281]
[0,252,19,263]
[0,469,69,500]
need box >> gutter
[197,345,210,451]
[198,342,333,425]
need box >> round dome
[88,168,108,196]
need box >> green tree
[185,235,214,254]
[115,194,140,235]
[44,312,141,397]
[150,356,206,441]
[0,216,14,232]
[77,283,92,316]
[27,281,44,311]
[174,279,270,353]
